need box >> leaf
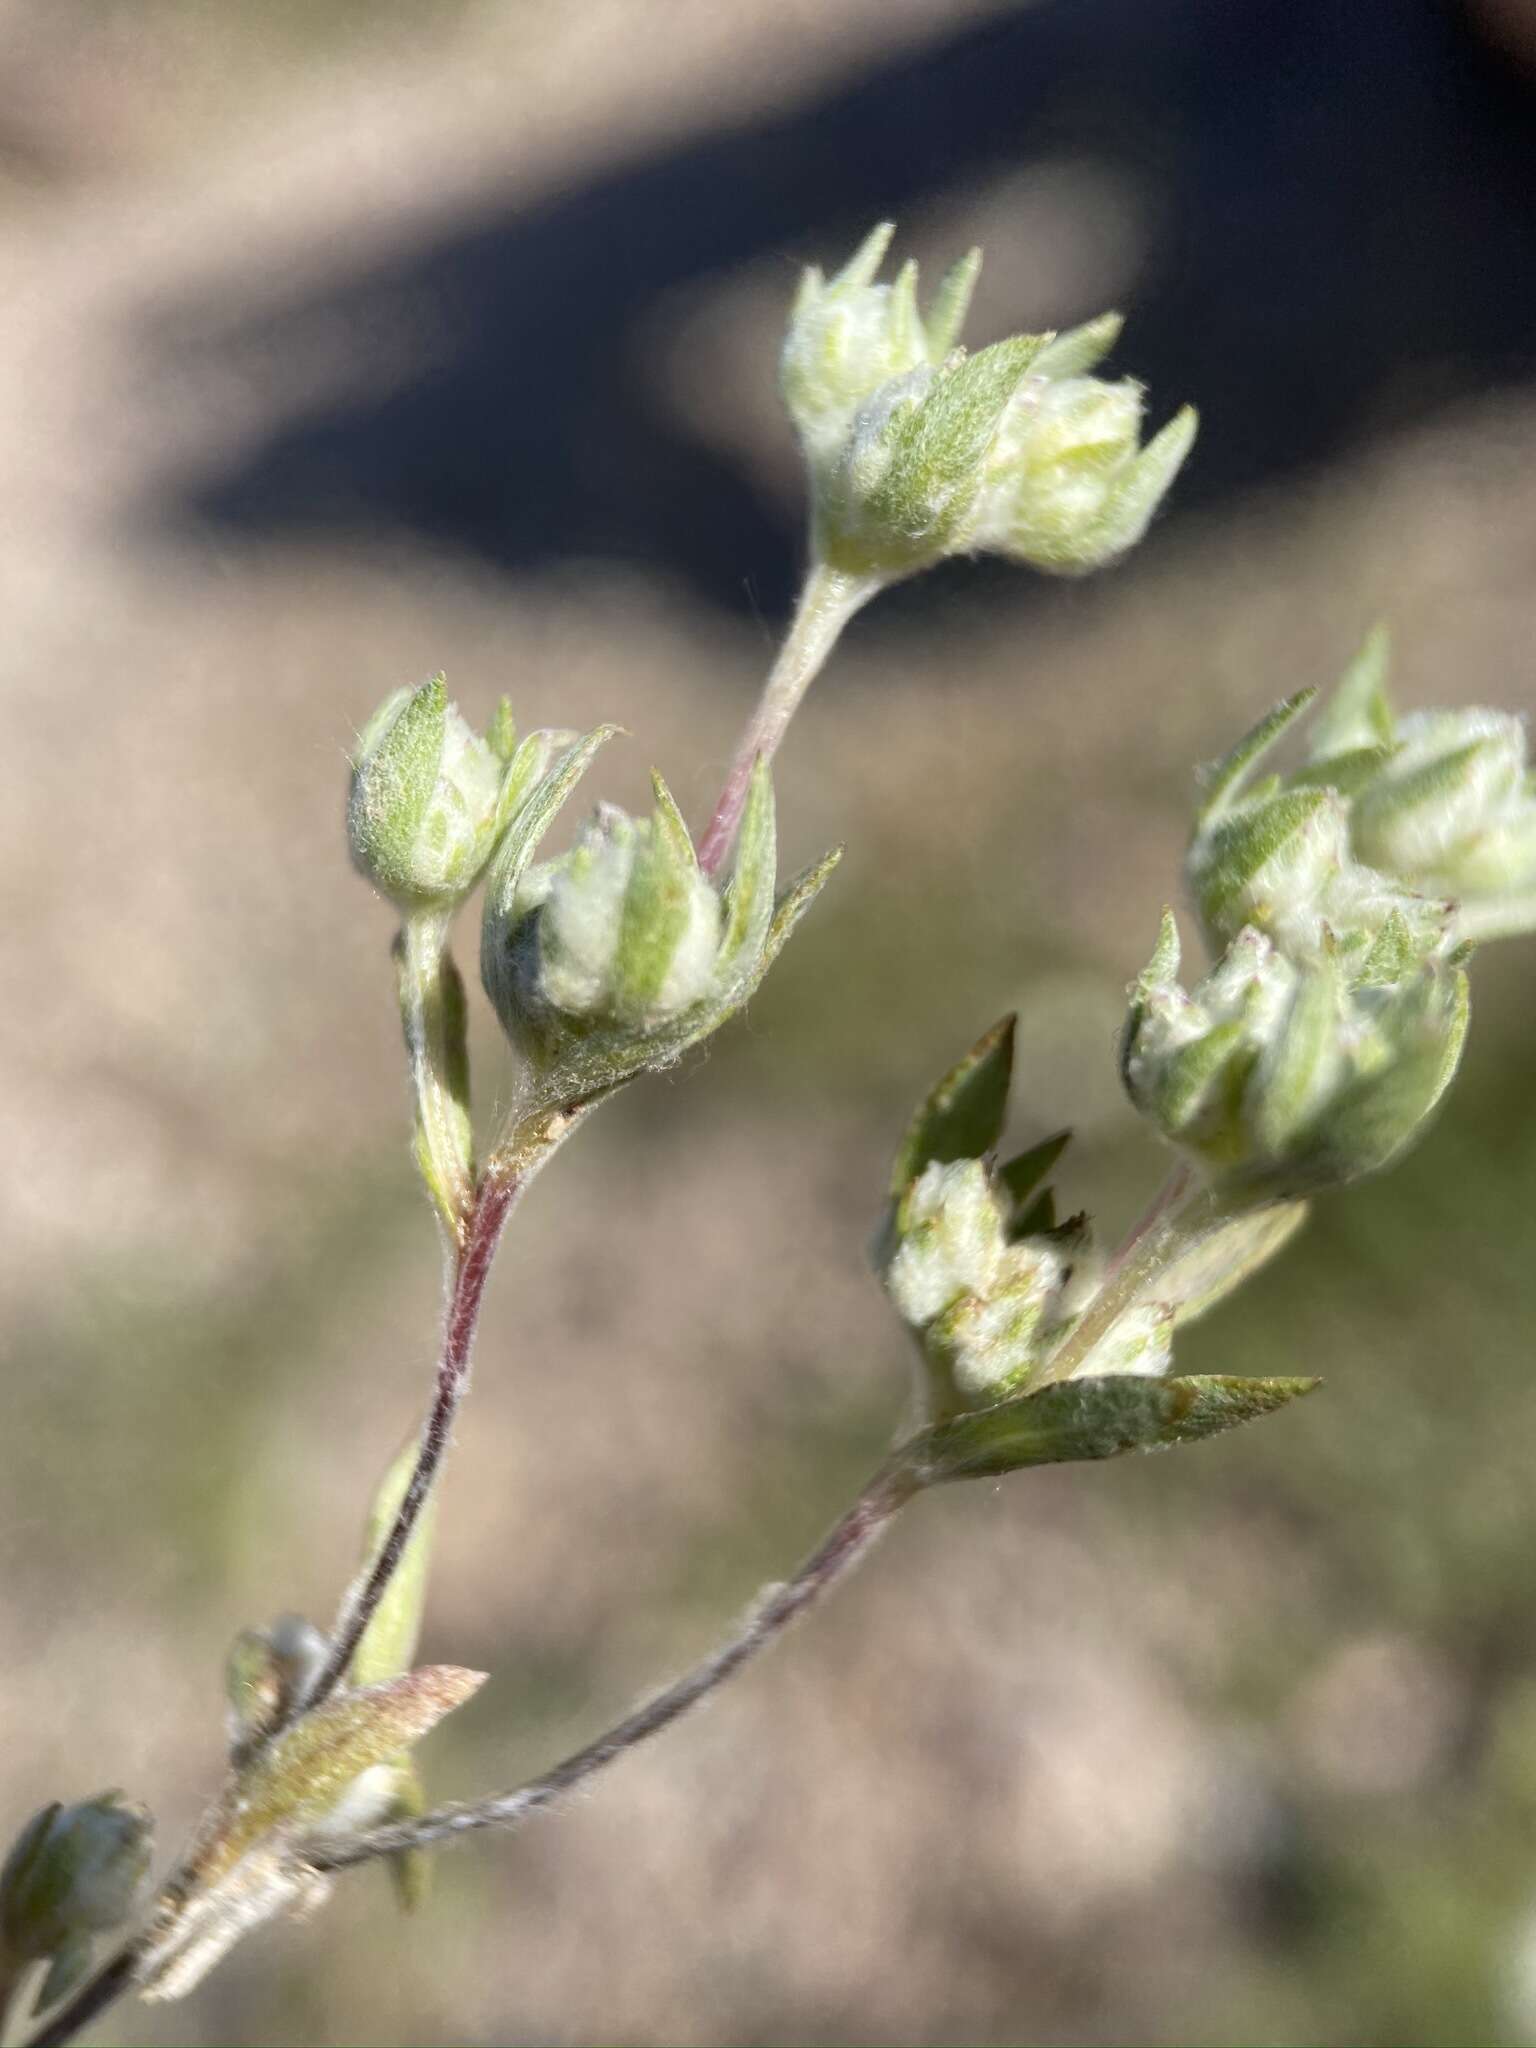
[1143,1201,1309,1328]
[1309,624,1393,760]
[1285,744,1395,798]
[998,1129,1072,1233]
[1194,787,1336,933]
[35,1936,93,2014]
[1194,690,1317,825]
[481,724,620,928]
[205,1668,484,1884]
[923,245,982,360]
[349,1439,438,1692]
[614,781,694,1012]
[759,845,843,973]
[718,759,777,970]
[905,1373,1320,1484]
[480,724,620,1019]
[869,334,1046,553]
[379,1762,432,1914]
[1030,311,1122,381]
[890,1016,1016,1199]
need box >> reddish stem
[298,1166,524,1717]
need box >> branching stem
[300,1462,917,1873]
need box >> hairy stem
[696,562,877,876]
[297,1161,527,1718]
[301,1462,917,1874]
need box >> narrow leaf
[1031,311,1123,381]
[890,1016,1016,1198]
[907,1373,1319,1484]
[998,1130,1072,1225]
[870,334,1045,549]
[1145,1201,1309,1328]
[719,758,777,969]
[481,724,620,926]
[1195,690,1317,824]
[924,245,982,360]
[1309,624,1393,760]
[208,1668,484,1881]
[350,1439,439,1691]
[760,845,843,973]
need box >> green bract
[347,677,561,912]
[783,225,1194,585]
[877,1020,1315,1469]
[0,1792,152,2014]
[481,752,839,1102]
[1351,706,1536,939]
[1187,634,1536,952]
[1121,910,1469,1196]
[876,1020,1311,1428]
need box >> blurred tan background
[3,1,1536,2042]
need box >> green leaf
[35,1934,93,2013]
[348,678,448,901]
[482,724,620,926]
[485,695,517,766]
[1309,624,1393,760]
[1087,405,1198,568]
[834,219,894,289]
[998,1129,1072,1229]
[1031,311,1123,381]
[350,1439,438,1692]
[1195,690,1317,825]
[906,1372,1319,1484]
[480,724,620,1020]
[868,335,1045,555]
[379,1761,432,1914]
[1285,744,1395,798]
[923,245,982,360]
[615,784,694,1013]
[890,1016,1016,1198]
[760,844,843,973]
[206,1669,483,1885]
[1013,1186,1055,1237]
[718,758,777,970]
[1195,787,1336,932]
[1146,1201,1308,1327]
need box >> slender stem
[696,562,877,876]
[300,1463,916,1874]
[397,914,474,1248]
[296,1162,527,1719]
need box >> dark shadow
[152,0,1536,626]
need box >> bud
[781,221,979,470]
[1350,707,1536,938]
[0,1793,152,2013]
[1186,686,1448,964]
[226,1613,330,1750]
[483,756,838,1096]
[880,1158,1083,1416]
[969,359,1198,576]
[1121,911,1469,1196]
[784,225,1192,586]
[347,676,558,912]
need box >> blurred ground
[3,2,1536,2044]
